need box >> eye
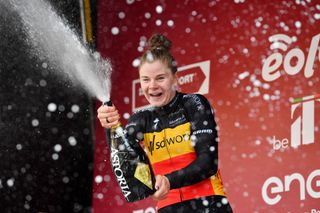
[157,76,165,81]
[141,78,150,83]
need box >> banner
[94,0,320,212]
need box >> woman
[97,34,233,213]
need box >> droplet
[7,178,15,187]
[202,199,209,206]
[295,21,302,28]
[68,136,77,146]
[39,79,47,87]
[111,27,120,35]
[71,104,80,113]
[155,19,162,26]
[25,195,32,201]
[58,105,65,111]
[52,153,59,160]
[314,13,320,20]
[42,62,48,69]
[31,119,39,127]
[145,12,151,19]
[167,20,174,27]
[132,58,140,67]
[54,144,62,152]
[123,113,130,119]
[146,52,154,61]
[118,12,126,19]
[242,48,249,54]
[118,144,125,151]
[221,197,229,205]
[67,112,74,119]
[62,176,70,183]
[95,175,103,183]
[97,193,104,199]
[155,5,163,14]
[48,103,57,112]
[104,175,111,182]
[138,46,144,52]
[24,204,30,210]
[124,97,130,104]
[16,144,22,150]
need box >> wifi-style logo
[262,33,320,82]
[269,34,293,51]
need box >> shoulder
[127,107,154,124]
[181,93,211,110]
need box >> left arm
[165,94,218,189]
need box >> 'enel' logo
[261,169,320,205]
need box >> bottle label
[110,147,132,198]
[134,162,154,190]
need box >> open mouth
[149,93,162,97]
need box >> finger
[101,120,118,129]
[106,110,119,119]
[97,112,109,120]
[106,113,120,124]
[106,121,118,128]
[97,105,116,114]
[97,105,109,113]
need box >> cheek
[140,84,148,93]
[164,80,176,91]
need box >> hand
[97,104,120,128]
[152,175,170,201]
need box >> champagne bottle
[104,101,156,202]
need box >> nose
[149,79,158,89]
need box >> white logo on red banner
[262,33,320,82]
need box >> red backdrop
[93,0,320,212]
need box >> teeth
[150,93,162,97]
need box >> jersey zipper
[163,128,183,202]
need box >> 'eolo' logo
[262,33,320,82]
[291,94,320,148]
[273,94,319,150]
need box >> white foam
[6,0,112,102]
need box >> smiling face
[139,60,177,107]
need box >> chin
[150,102,163,107]
[147,97,163,107]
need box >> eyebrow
[140,73,168,78]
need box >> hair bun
[148,33,172,51]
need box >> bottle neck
[111,122,122,130]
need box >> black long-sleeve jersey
[125,92,226,209]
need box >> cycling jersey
[125,92,226,209]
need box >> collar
[155,92,182,115]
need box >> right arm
[97,105,170,200]
[97,104,144,149]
